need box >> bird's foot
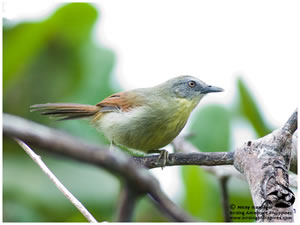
[149,149,169,169]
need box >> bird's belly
[95,106,190,153]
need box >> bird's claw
[148,149,170,169]
[156,150,169,169]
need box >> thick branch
[282,109,298,134]
[3,113,195,222]
[234,109,297,222]
[290,132,297,174]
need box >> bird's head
[161,75,223,102]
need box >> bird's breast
[95,98,197,152]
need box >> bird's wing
[96,91,144,113]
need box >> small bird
[31,75,223,164]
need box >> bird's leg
[148,149,169,168]
[158,150,169,167]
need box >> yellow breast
[95,97,199,153]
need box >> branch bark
[234,109,297,222]
[133,152,234,169]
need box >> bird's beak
[201,85,224,94]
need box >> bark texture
[234,109,297,222]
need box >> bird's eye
[188,81,196,88]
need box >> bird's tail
[30,103,99,120]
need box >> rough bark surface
[234,126,296,222]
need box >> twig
[3,113,195,222]
[133,152,234,169]
[219,176,231,222]
[14,138,97,223]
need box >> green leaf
[189,105,231,152]
[3,21,48,88]
[237,78,272,137]
[3,3,98,89]
[229,195,255,222]
[46,3,98,46]
[182,166,223,221]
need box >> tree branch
[133,152,234,169]
[3,109,297,222]
[289,131,297,174]
[234,109,297,222]
[282,108,298,134]
[115,182,140,222]
[3,113,195,222]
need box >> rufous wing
[92,91,144,122]
[96,91,144,113]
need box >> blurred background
[2,1,299,222]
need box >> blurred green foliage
[237,78,273,137]
[190,105,231,152]
[3,2,277,223]
[182,166,223,221]
[182,105,230,221]
[3,3,118,222]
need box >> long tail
[30,103,99,120]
